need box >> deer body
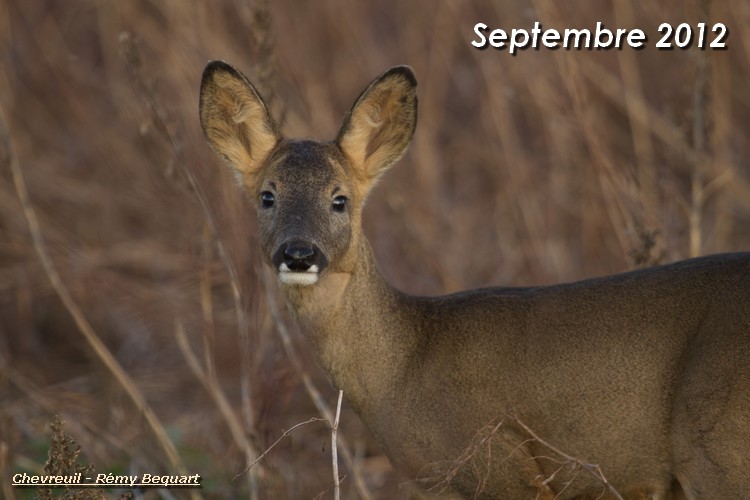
[200,62,750,499]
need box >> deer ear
[199,60,280,186]
[336,66,417,185]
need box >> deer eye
[260,191,275,209]
[332,195,347,213]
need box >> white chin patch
[278,263,320,286]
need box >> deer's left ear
[336,66,417,186]
[199,60,280,187]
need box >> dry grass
[36,416,105,500]
[422,415,624,500]
[0,0,748,498]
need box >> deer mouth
[272,241,327,286]
[278,262,321,286]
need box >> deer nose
[271,240,329,281]
[282,241,318,271]
[274,240,320,272]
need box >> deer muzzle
[272,240,328,286]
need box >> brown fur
[199,61,750,499]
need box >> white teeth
[278,263,320,286]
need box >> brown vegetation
[1,0,748,498]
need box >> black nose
[272,240,329,274]
[273,240,325,272]
[284,242,316,270]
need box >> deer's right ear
[199,61,280,184]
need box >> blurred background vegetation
[1,0,748,498]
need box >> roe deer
[199,61,750,499]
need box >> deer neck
[281,237,415,413]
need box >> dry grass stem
[0,440,14,500]
[174,321,259,474]
[332,389,344,500]
[233,417,328,480]
[689,1,710,257]
[200,225,218,383]
[428,415,624,499]
[513,417,624,500]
